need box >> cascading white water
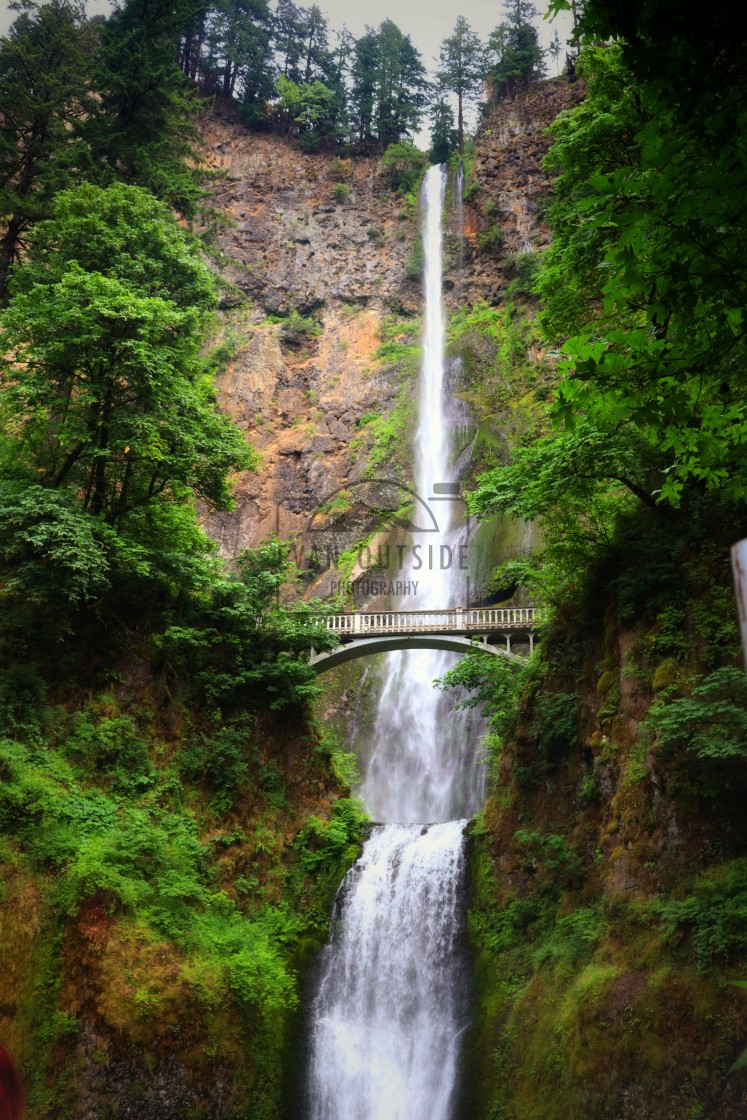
[306,165,480,1120]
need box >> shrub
[178,718,254,812]
[381,142,428,193]
[515,829,585,891]
[332,182,349,203]
[405,236,424,279]
[328,156,352,182]
[647,667,747,762]
[477,224,504,254]
[659,860,747,971]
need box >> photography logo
[278,478,471,603]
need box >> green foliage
[350,20,429,146]
[0,666,47,740]
[328,156,352,182]
[539,42,747,505]
[1,184,252,525]
[381,141,428,193]
[81,0,204,217]
[405,235,424,278]
[429,100,458,165]
[487,0,546,101]
[436,16,485,154]
[476,224,504,254]
[280,308,321,342]
[61,712,155,794]
[0,0,95,299]
[332,181,349,202]
[161,540,335,710]
[274,74,338,141]
[298,798,367,876]
[437,649,528,765]
[659,860,747,972]
[0,483,111,617]
[531,689,580,756]
[506,251,541,299]
[514,829,585,890]
[646,668,747,764]
[178,718,254,812]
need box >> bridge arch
[309,635,521,674]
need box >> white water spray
[306,166,480,1120]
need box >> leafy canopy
[1,182,253,526]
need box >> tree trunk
[457,91,464,156]
[0,216,25,304]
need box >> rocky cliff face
[458,77,584,306]
[197,103,422,569]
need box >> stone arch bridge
[309,607,540,674]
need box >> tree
[202,0,273,103]
[429,100,458,165]
[300,4,331,84]
[80,0,205,217]
[350,29,380,143]
[273,75,337,144]
[375,20,428,145]
[549,28,563,75]
[348,21,427,148]
[488,0,546,100]
[273,0,305,82]
[0,183,252,526]
[0,0,94,301]
[437,16,485,156]
[381,141,428,192]
[537,41,747,504]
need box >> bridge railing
[321,606,541,636]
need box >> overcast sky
[0,0,574,143]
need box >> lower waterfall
[306,822,469,1120]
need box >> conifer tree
[437,16,485,155]
[80,0,205,217]
[0,0,94,301]
[488,0,546,100]
[429,101,458,165]
[350,29,380,143]
[274,0,305,81]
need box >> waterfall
[306,165,480,1120]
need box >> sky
[1,0,574,62]
[0,0,574,144]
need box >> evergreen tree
[437,16,485,156]
[80,0,205,217]
[273,0,305,81]
[202,0,273,103]
[549,28,563,75]
[350,29,380,143]
[0,0,94,301]
[300,4,331,84]
[375,20,428,145]
[350,21,428,147]
[179,9,207,78]
[429,100,458,165]
[488,0,546,100]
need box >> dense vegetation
[444,2,747,1116]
